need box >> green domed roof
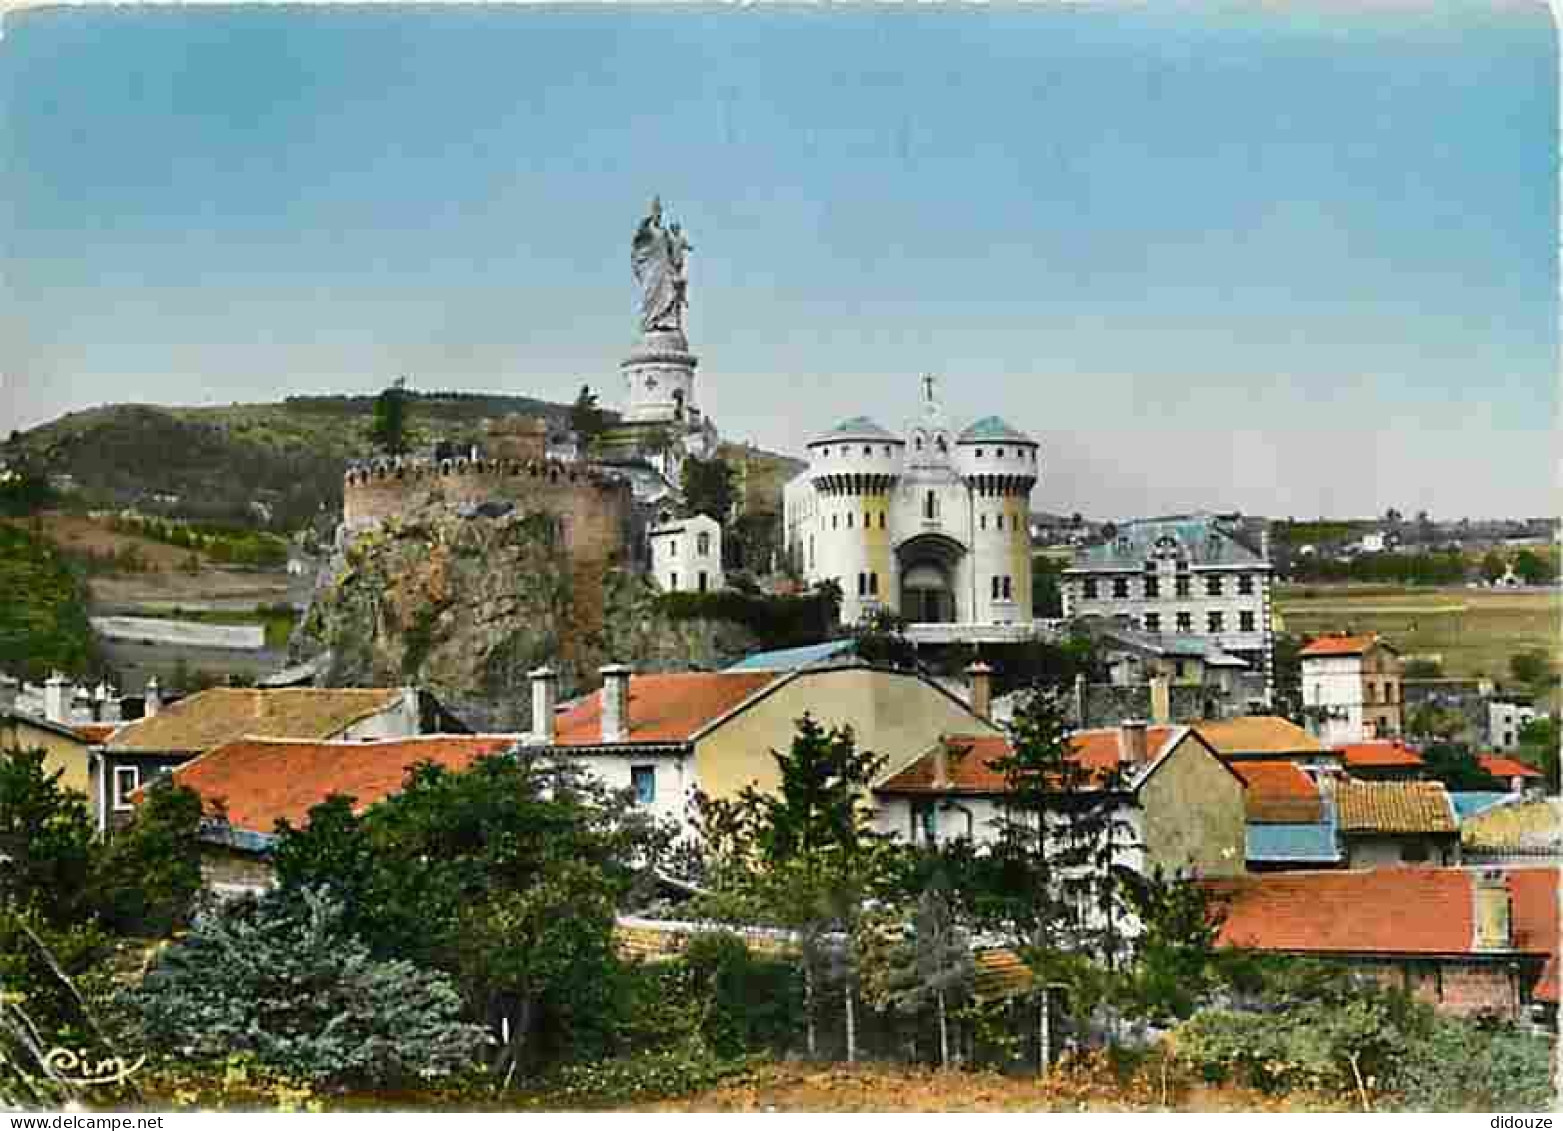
[810,415,901,445]
[957,416,1035,445]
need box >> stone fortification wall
[342,457,633,565]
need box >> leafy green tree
[711,715,890,1061]
[1508,648,1555,691]
[1513,549,1552,585]
[0,526,99,683]
[1480,550,1507,584]
[859,881,974,1068]
[93,780,204,937]
[368,378,411,455]
[680,456,737,524]
[0,461,55,518]
[1407,703,1469,743]
[129,887,488,1089]
[1401,658,1442,679]
[1117,867,1226,1024]
[569,385,609,444]
[1516,716,1559,794]
[0,747,97,928]
[272,751,668,1081]
[1419,742,1501,792]
[986,684,1137,1051]
[1032,555,1065,617]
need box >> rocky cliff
[294,510,757,730]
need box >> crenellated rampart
[342,456,633,565]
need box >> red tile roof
[1298,634,1389,658]
[1209,869,1473,955]
[1208,868,1559,999]
[876,727,1180,795]
[1509,868,1560,1003]
[170,735,521,834]
[1478,754,1544,780]
[1230,760,1322,823]
[551,672,778,746]
[1338,740,1424,770]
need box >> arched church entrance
[896,533,965,625]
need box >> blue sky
[1,1,1555,519]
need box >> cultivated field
[1,513,294,605]
[1275,583,1561,685]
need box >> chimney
[143,676,162,718]
[43,672,68,724]
[1149,676,1171,725]
[529,666,558,744]
[966,660,994,720]
[599,664,631,743]
[932,736,951,789]
[1118,720,1149,768]
[1472,870,1513,951]
[100,684,122,725]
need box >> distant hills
[3,392,801,532]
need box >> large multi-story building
[1061,514,1275,701]
[1298,633,1404,744]
[782,378,1038,629]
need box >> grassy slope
[1275,583,1562,685]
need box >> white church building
[783,378,1039,632]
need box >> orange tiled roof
[1194,716,1326,757]
[1208,869,1470,955]
[70,723,119,744]
[1509,868,1560,1003]
[1338,740,1424,770]
[1208,869,1558,988]
[1298,634,1386,658]
[552,672,778,746]
[1335,779,1456,834]
[171,735,521,834]
[107,688,410,753]
[1478,754,1544,780]
[1231,760,1322,823]
[876,727,1180,795]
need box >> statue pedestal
[621,328,699,425]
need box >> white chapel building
[783,378,1039,631]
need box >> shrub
[128,888,489,1090]
[543,1041,750,1106]
[1390,1016,1554,1112]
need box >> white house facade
[649,513,724,593]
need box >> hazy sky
[1,1,1556,520]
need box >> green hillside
[5,392,806,538]
[3,392,582,531]
[0,524,99,682]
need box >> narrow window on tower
[1002,576,1012,600]
[870,572,879,595]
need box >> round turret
[807,416,905,483]
[952,415,1040,486]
